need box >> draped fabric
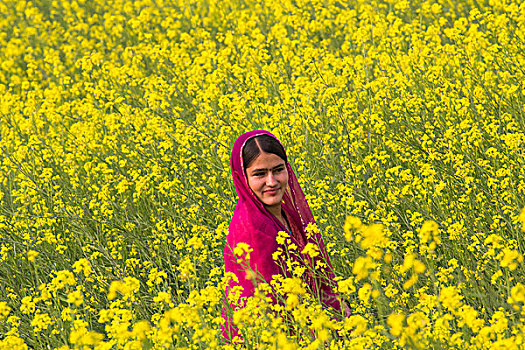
[222,130,341,340]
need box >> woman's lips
[264,188,280,195]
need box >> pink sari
[222,130,341,340]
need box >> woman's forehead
[246,152,285,170]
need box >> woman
[222,130,343,340]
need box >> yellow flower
[499,248,523,271]
[413,260,426,274]
[61,307,75,322]
[458,305,483,332]
[70,327,104,347]
[132,320,151,341]
[519,207,525,232]
[31,312,52,332]
[0,302,11,320]
[305,222,320,239]
[344,216,362,241]
[358,283,372,303]
[352,255,376,282]
[0,336,28,349]
[344,314,368,335]
[337,278,356,295]
[276,230,290,245]
[178,257,195,281]
[233,242,253,262]
[153,291,173,307]
[490,311,508,334]
[67,290,84,307]
[400,253,415,274]
[281,277,306,295]
[286,294,299,310]
[147,267,168,287]
[122,277,141,297]
[387,313,405,337]
[419,220,441,249]
[403,274,418,290]
[360,223,388,250]
[50,270,76,291]
[20,296,35,314]
[107,277,141,301]
[27,250,39,262]
[301,243,320,258]
[439,286,463,311]
[508,283,525,307]
[107,281,122,301]
[72,258,93,276]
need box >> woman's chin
[263,198,282,208]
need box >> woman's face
[245,151,289,209]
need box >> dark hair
[242,135,287,169]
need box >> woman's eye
[274,167,284,173]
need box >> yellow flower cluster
[1,0,525,348]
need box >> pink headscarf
[222,130,341,340]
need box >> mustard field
[1,0,525,348]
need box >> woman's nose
[266,172,277,186]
